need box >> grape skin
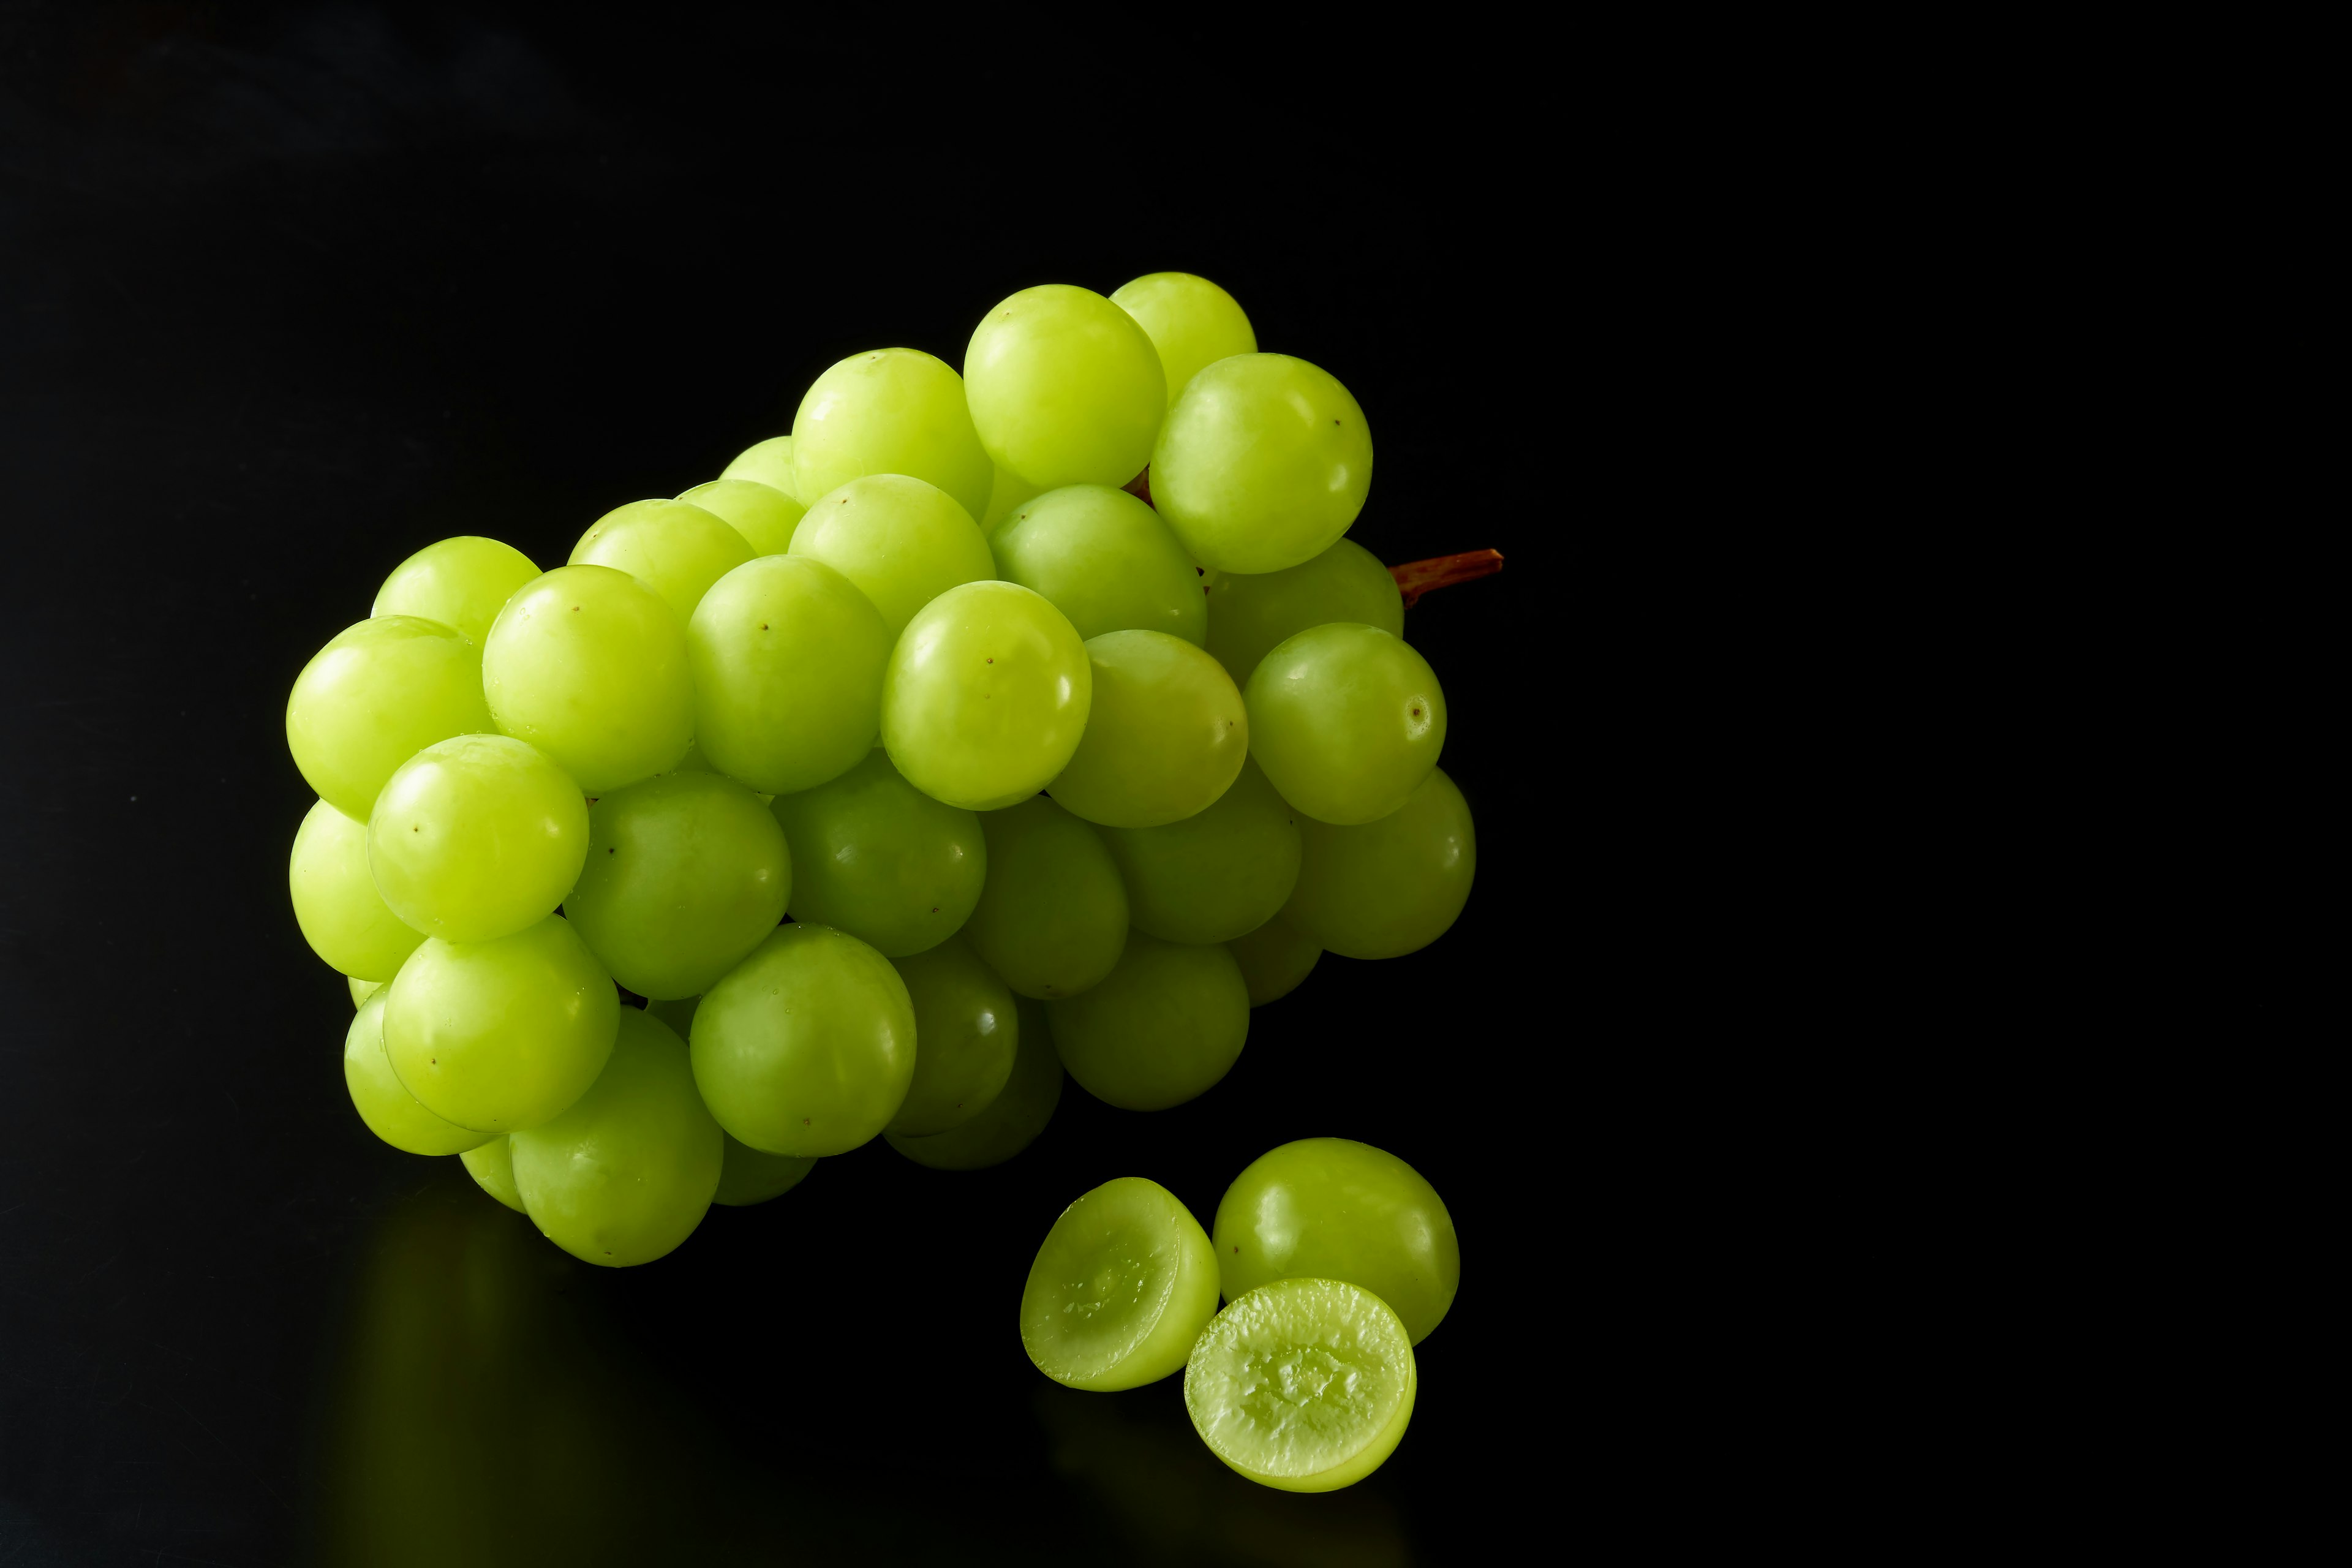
[1151,353,1373,575]
[1100,757,1301,946]
[371,536,541,646]
[482,565,695,796]
[965,284,1166,490]
[343,992,492,1157]
[1224,916,1321,1007]
[1109,271,1256,410]
[290,798,426,982]
[1019,1177,1220,1391]
[769,748,986,959]
[676,478,805,556]
[884,934,1017,1137]
[1203,538,1402,690]
[720,434,798,500]
[686,553,891,797]
[791,347,993,522]
[366,734,590,945]
[880,582,1093,813]
[1046,932,1248,1112]
[884,996,1063,1171]
[789,473,997,641]
[1244,622,1445,827]
[989,484,1207,646]
[1047,630,1248,830]
[285,616,492,822]
[1281,767,1475,960]
[960,794,1127,1000]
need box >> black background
[1,8,1552,1563]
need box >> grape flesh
[791,347,993,522]
[1019,1177,1219,1391]
[1204,538,1402,689]
[343,991,492,1156]
[1245,623,1445,826]
[1151,354,1373,575]
[285,616,493,821]
[885,996,1062,1170]
[482,566,694,795]
[960,794,1126,1000]
[459,1135,526,1212]
[769,747,984,957]
[372,536,541,646]
[881,581,1092,812]
[1225,916,1321,1006]
[713,1133,816,1207]
[1184,1278,1415,1493]
[1212,1138,1460,1343]
[989,484,1207,646]
[1047,932,1248,1111]
[885,933,1017,1136]
[686,553,891,797]
[719,434,797,500]
[1109,272,1256,409]
[290,798,425,982]
[570,499,755,624]
[676,478,806,556]
[965,284,1166,489]
[1283,767,1474,960]
[366,734,589,944]
[1099,757,1300,945]
[1047,630,1247,829]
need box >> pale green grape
[1109,272,1257,409]
[791,347,993,521]
[290,798,424,981]
[371,537,541,646]
[570,499,755,624]
[1226,916,1321,1006]
[1246,623,1444,826]
[789,474,995,639]
[483,565,695,794]
[965,284,1166,489]
[511,1008,723,1267]
[714,1133,816,1207]
[1099,758,1300,944]
[1204,539,1402,688]
[348,976,385,1009]
[961,794,1126,999]
[676,478,807,556]
[366,734,589,944]
[459,1136,526,1212]
[1047,933,1248,1110]
[885,933,1016,1136]
[562,772,791,999]
[885,997,1063,1170]
[686,554,891,796]
[1019,1177,1220,1391]
[881,582,1092,812]
[343,991,492,1156]
[1283,767,1474,959]
[1048,631,1246,829]
[719,434,797,500]
[1185,1278,1415,1493]
[286,616,493,821]
[688,923,914,1157]
[768,747,984,957]
[1152,354,1372,574]
[989,484,1207,645]
[382,914,619,1133]
[979,461,1042,536]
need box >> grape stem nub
[1390,549,1504,608]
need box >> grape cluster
[287,272,1487,1278]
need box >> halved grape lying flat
[1019,1177,1219,1392]
[1183,1278,1416,1493]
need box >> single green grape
[960,794,1126,999]
[720,434,797,500]
[1019,1177,1220,1391]
[686,553,891,797]
[570,499,755,624]
[1099,757,1300,944]
[790,347,993,521]
[343,991,492,1156]
[482,565,693,795]
[366,734,589,944]
[989,484,1207,645]
[688,923,914,1158]
[1225,916,1321,1006]
[510,1008,723,1267]
[885,996,1063,1170]
[880,581,1092,812]
[1283,767,1474,959]
[562,772,791,1000]
[965,284,1166,489]
[714,1132,816,1207]
[382,914,619,1133]
[769,747,984,957]
[1213,1139,1460,1344]
[885,934,1017,1136]
[1047,932,1248,1111]
[372,537,542,646]
[1109,272,1257,409]
[348,975,385,1009]
[676,478,806,556]
[789,473,995,639]
[459,1135,527,1212]
[1152,353,1373,575]
[1204,538,1403,688]
[1185,1278,1416,1493]
[290,798,424,981]
[1048,631,1247,829]
[285,616,493,821]
[1246,623,1445,826]
[979,461,1042,536]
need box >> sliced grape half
[1019,1177,1218,1392]
[1183,1277,1416,1493]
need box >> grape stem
[1390,549,1504,607]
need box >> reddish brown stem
[1122,468,1153,506]
[1390,549,1504,608]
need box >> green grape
[790,347,993,521]
[1204,538,1403,688]
[719,434,797,500]
[371,537,541,646]
[688,923,914,1157]
[1047,932,1248,1110]
[676,478,807,556]
[885,996,1063,1170]
[714,1132,816,1207]
[960,794,1126,999]
[1099,758,1300,944]
[510,1008,723,1267]
[483,565,695,794]
[366,734,589,944]
[768,747,984,957]
[1019,1177,1220,1391]
[290,798,425,981]
[570,499,755,624]
[1245,623,1445,826]
[348,975,385,1009]
[1226,916,1321,1006]
[1185,1278,1415,1493]
[343,991,493,1156]
[886,933,1017,1136]
[789,473,995,639]
[382,914,619,1133]
[646,994,698,1036]
[459,1135,527,1212]
[880,582,1092,812]
[1152,354,1373,575]
[562,772,791,999]
[686,554,891,796]
[979,461,1042,536]
[965,284,1166,489]
[1283,767,1474,960]
[1109,272,1257,409]
[988,484,1207,645]
[285,616,493,821]
[1048,631,1247,829]
[1212,1139,1461,1344]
